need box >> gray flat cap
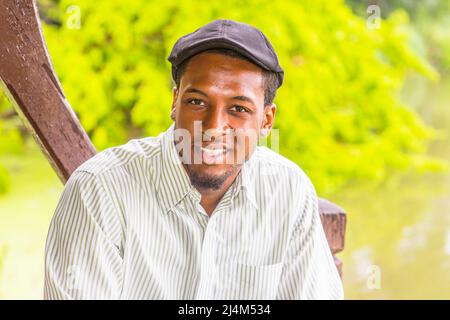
[168,19,284,88]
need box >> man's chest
[118,194,295,299]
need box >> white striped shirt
[44,123,344,300]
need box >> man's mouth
[193,143,231,165]
[201,146,225,155]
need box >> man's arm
[44,170,124,299]
[276,176,344,300]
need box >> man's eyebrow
[184,88,256,105]
[232,95,256,105]
[184,88,208,97]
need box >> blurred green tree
[346,0,450,71]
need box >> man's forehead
[180,80,262,104]
[186,51,263,74]
[180,52,265,97]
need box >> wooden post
[318,198,346,278]
[0,0,346,279]
[0,0,96,184]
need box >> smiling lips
[193,143,231,165]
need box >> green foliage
[346,0,450,71]
[0,165,10,194]
[0,90,24,194]
[0,0,446,195]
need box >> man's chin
[186,163,238,176]
[184,163,237,191]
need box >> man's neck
[197,169,241,217]
[199,190,226,217]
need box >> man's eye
[187,99,205,106]
[231,105,248,113]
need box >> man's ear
[171,86,178,121]
[260,103,276,137]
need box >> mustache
[173,128,256,150]
[192,134,233,150]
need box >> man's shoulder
[252,146,308,176]
[74,134,163,178]
[251,146,315,190]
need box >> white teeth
[201,147,224,155]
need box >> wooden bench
[0,0,346,278]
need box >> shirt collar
[157,123,197,214]
[236,155,259,210]
[157,123,259,215]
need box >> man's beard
[184,164,236,191]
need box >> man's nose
[203,106,229,134]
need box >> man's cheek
[234,134,255,164]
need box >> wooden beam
[318,198,347,278]
[0,0,96,184]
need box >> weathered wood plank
[318,198,347,278]
[319,198,346,254]
[0,0,96,183]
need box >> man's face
[171,51,276,191]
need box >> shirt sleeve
[44,170,124,300]
[275,176,344,300]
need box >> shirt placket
[189,186,239,299]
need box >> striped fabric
[44,123,344,300]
